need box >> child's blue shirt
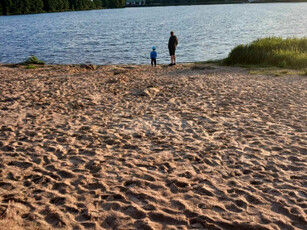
[150,51,157,59]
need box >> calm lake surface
[0,3,306,65]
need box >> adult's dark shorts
[169,48,176,56]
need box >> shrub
[23,55,45,65]
[224,37,307,69]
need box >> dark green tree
[43,0,68,12]
[56,0,69,11]
[43,0,56,11]
[108,0,124,8]
[1,0,13,15]
[101,0,109,7]
[71,0,96,10]
[9,0,28,14]
[93,0,102,8]
[29,0,44,13]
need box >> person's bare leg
[171,55,175,64]
[173,55,176,64]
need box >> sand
[0,63,306,230]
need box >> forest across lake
[1,0,307,15]
[0,0,125,15]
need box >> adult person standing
[168,31,178,66]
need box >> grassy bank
[224,37,307,69]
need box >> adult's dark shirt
[168,35,178,50]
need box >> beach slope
[0,64,306,229]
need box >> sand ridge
[0,64,306,229]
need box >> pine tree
[9,0,27,15]
[2,0,13,15]
[43,0,56,11]
[93,0,102,8]
[60,0,69,11]
[101,0,109,8]
[29,0,44,13]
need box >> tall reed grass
[224,37,307,69]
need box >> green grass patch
[248,68,306,77]
[224,37,307,69]
[25,64,37,69]
[23,55,45,65]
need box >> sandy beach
[0,63,306,230]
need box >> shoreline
[0,64,306,229]
[1,61,305,72]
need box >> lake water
[0,3,306,65]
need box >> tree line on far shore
[0,0,125,15]
[2,0,305,16]
[145,0,229,4]
[144,0,306,5]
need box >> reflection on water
[0,3,306,64]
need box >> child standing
[150,46,157,67]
